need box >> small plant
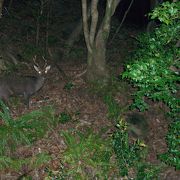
[136,163,161,180]
[64,82,74,90]
[60,130,114,179]
[104,94,121,121]
[158,121,180,170]
[113,118,147,177]
[59,112,72,123]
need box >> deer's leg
[23,92,30,108]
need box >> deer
[0,56,51,108]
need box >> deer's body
[0,75,45,105]
[0,57,51,107]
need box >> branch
[111,0,121,16]
[109,0,134,45]
[98,0,121,43]
[89,0,98,46]
[82,0,92,53]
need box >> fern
[60,130,113,178]
[0,100,56,156]
[0,153,50,171]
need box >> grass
[52,130,116,179]
[0,100,56,172]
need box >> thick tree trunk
[82,0,121,82]
[86,37,108,82]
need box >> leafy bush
[59,112,72,123]
[122,1,180,172]
[122,2,180,119]
[158,121,180,170]
[113,119,148,177]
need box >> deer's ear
[45,65,51,73]
[34,65,41,74]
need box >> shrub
[122,1,180,172]
[158,121,180,170]
[122,1,180,119]
[113,119,147,177]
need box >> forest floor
[1,53,179,179]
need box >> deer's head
[33,55,51,76]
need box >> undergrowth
[122,1,180,171]
[113,119,160,178]
[92,79,160,178]
[158,120,180,170]
[45,130,115,179]
[122,1,180,119]
[0,153,50,172]
[0,100,56,172]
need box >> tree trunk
[86,35,108,82]
[82,0,121,82]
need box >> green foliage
[59,112,72,123]
[0,153,50,171]
[102,83,158,178]
[122,2,180,119]
[136,163,161,180]
[60,130,114,179]
[64,82,74,90]
[0,100,55,156]
[103,94,129,122]
[104,95,121,120]
[44,166,67,180]
[149,2,179,25]
[113,119,147,177]
[121,2,179,173]
[0,101,56,172]
[159,121,180,170]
